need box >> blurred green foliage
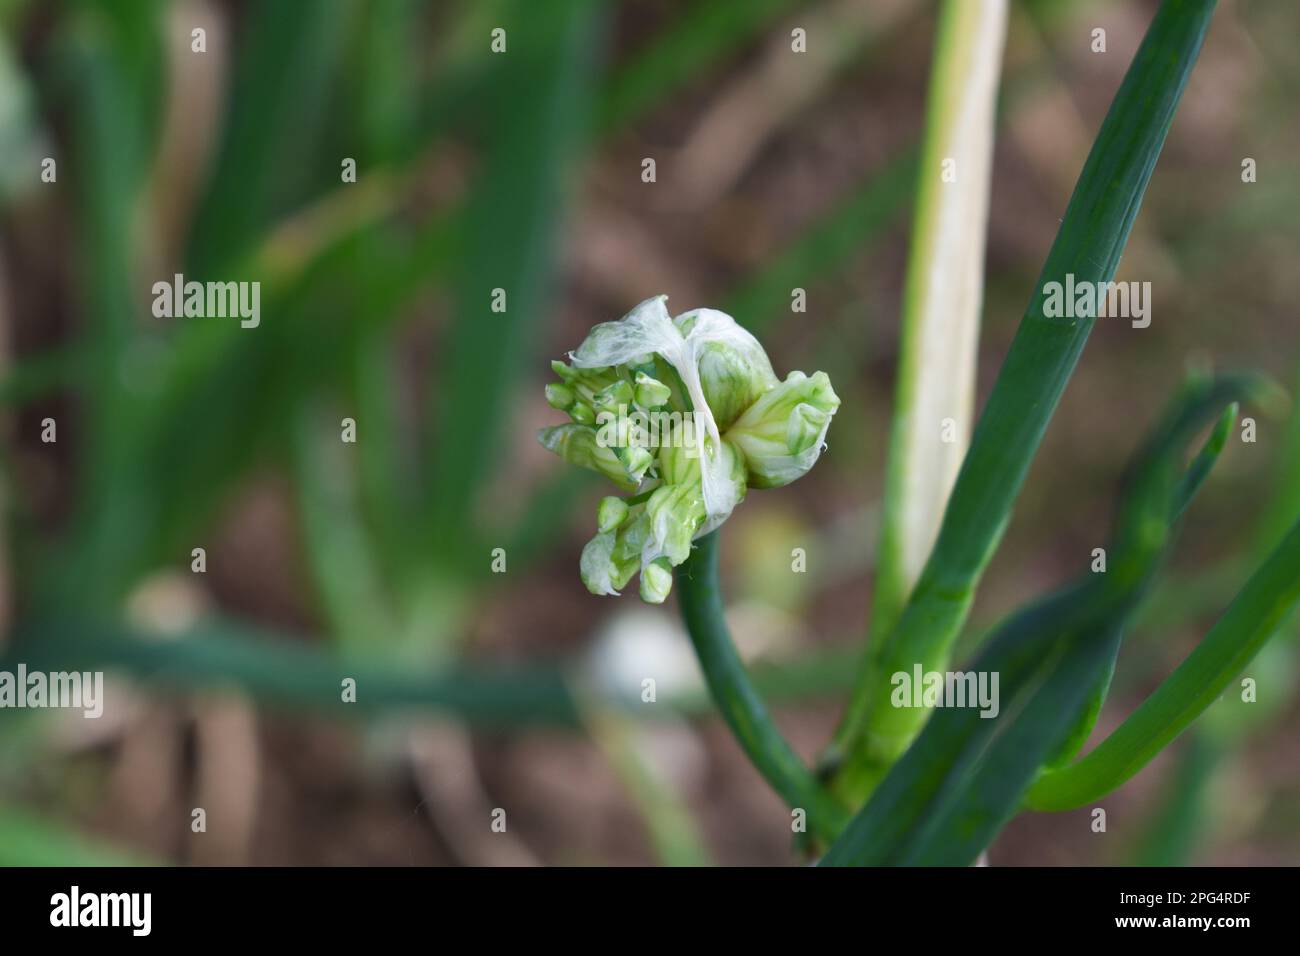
[0,0,1296,865]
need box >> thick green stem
[677,532,847,841]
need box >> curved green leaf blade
[1025,514,1300,810]
[824,375,1252,864]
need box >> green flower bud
[640,558,674,604]
[616,444,656,484]
[645,482,707,566]
[614,507,651,563]
[580,531,639,596]
[656,442,700,487]
[597,496,630,533]
[538,424,640,491]
[549,361,621,404]
[725,371,840,488]
[550,296,836,603]
[695,339,778,430]
[674,309,778,430]
[592,380,634,413]
[634,371,672,410]
[545,383,575,412]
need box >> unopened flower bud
[581,531,639,596]
[546,296,836,603]
[539,424,640,491]
[617,445,655,484]
[725,371,840,488]
[597,496,630,533]
[634,371,673,410]
[657,442,699,486]
[592,380,634,412]
[640,558,674,604]
[645,482,707,567]
[694,339,778,430]
[545,383,575,411]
